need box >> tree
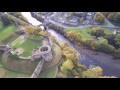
[91,27,105,37]
[82,66,103,78]
[113,13,120,23]
[114,48,120,59]
[93,12,105,24]
[101,12,110,17]
[104,34,116,46]
[82,40,94,48]
[24,25,42,34]
[66,31,82,43]
[115,34,120,48]
[71,69,80,76]
[58,41,69,49]
[79,17,84,24]
[98,37,108,44]
[107,12,120,23]
[50,34,58,44]
[60,59,74,74]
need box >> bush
[98,43,115,53]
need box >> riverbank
[48,29,120,77]
[78,45,120,77]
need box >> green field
[1,50,39,74]
[64,27,112,40]
[64,27,93,40]
[40,67,58,78]
[0,22,19,44]
[0,25,16,42]
[12,38,42,57]
[0,52,31,78]
[0,22,31,77]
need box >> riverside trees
[56,41,116,78]
[57,41,87,78]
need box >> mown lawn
[12,38,42,57]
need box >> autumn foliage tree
[60,59,74,74]
[66,31,82,46]
[58,41,86,78]
[82,66,103,78]
[24,25,42,35]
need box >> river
[21,12,120,77]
